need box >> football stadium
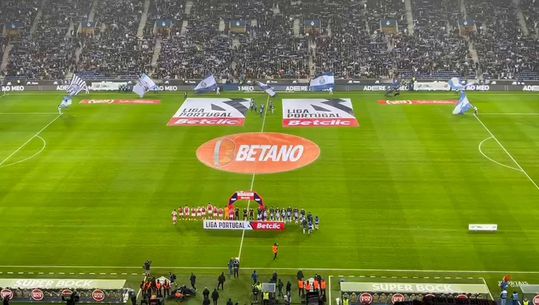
[0,1,538,305]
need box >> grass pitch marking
[237,96,270,259]
[480,113,539,116]
[1,265,539,274]
[474,114,539,192]
[0,136,46,168]
[0,112,60,115]
[0,114,62,168]
[480,277,494,300]
[478,137,522,172]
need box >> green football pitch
[0,91,538,301]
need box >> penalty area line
[237,95,270,260]
[473,113,539,192]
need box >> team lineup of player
[171,204,320,234]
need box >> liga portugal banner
[203,220,285,231]
[282,98,359,127]
[168,98,251,126]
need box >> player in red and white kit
[178,207,183,220]
[207,204,213,219]
[171,209,178,225]
[200,207,206,219]
[190,206,196,220]
[218,207,224,219]
[229,207,235,220]
[183,206,190,221]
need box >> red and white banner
[169,118,245,126]
[203,220,285,231]
[251,221,285,231]
[80,99,160,104]
[168,98,250,126]
[282,98,358,127]
[283,118,357,127]
[377,100,457,105]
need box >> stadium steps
[293,19,300,37]
[29,4,44,38]
[0,43,13,72]
[180,20,188,35]
[151,38,162,68]
[460,0,468,19]
[137,0,151,39]
[403,0,414,35]
[88,0,98,22]
[512,0,530,36]
[185,1,193,15]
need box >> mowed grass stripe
[0,92,538,274]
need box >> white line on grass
[328,275,332,305]
[478,137,522,172]
[474,113,539,191]
[0,135,47,168]
[2,265,539,274]
[0,112,60,115]
[237,96,270,260]
[0,114,62,168]
[480,277,494,300]
[479,113,539,116]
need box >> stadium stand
[467,0,538,80]
[0,0,537,81]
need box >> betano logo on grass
[197,133,320,174]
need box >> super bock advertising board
[168,98,251,126]
[282,98,359,127]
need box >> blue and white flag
[257,81,276,97]
[309,73,335,92]
[452,90,473,115]
[448,77,475,91]
[66,74,89,97]
[133,73,158,98]
[194,74,218,93]
[58,96,73,114]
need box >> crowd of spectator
[467,0,537,80]
[0,0,537,81]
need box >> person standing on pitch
[512,291,521,305]
[190,273,197,290]
[501,290,508,305]
[272,243,279,260]
[211,289,219,305]
[218,272,226,290]
[251,270,258,284]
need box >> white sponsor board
[340,282,490,294]
[89,81,128,91]
[413,81,450,91]
[468,224,498,231]
[168,98,251,126]
[523,85,539,92]
[0,279,126,289]
[203,220,252,230]
[282,98,359,127]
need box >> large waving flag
[194,74,218,93]
[452,90,473,115]
[309,73,335,92]
[133,73,158,98]
[257,81,276,97]
[448,77,474,91]
[66,74,89,97]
